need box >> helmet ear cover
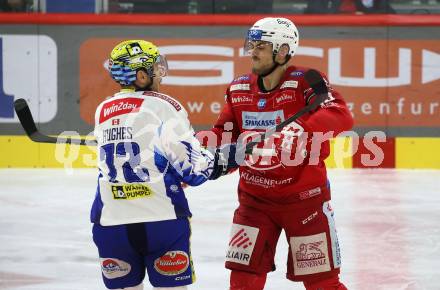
[108,61,137,86]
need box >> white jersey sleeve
[158,100,214,186]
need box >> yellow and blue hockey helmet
[108,40,168,86]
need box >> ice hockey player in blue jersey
[91,39,237,290]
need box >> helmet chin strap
[259,53,291,77]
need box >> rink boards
[1,136,439,169]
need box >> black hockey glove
[209,143,244,180]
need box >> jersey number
[100,142,150,183]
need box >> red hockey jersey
[203,66,353,209]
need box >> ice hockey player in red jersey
[197,17,353,290]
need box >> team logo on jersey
[242,110,284,130]
[274,92,296,107]
[154,251,189,276]
[230,83,250,91]
[280,80,298,89]
[290,232,330,275]
[239,131,283,170]
[257,98,267,109]
[226,224,259,265]
[230,93,253,106]
[100,258,131,279]
[111,184,153,200]
[99,98,144,123]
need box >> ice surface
[1,169,439,290]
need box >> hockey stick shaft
[244,69,328,154]
[14,98,97,146]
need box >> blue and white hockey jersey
[91,90,215,226]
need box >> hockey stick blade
[14,98,96,146]
[244,69,328,154]
[14,98,39,138]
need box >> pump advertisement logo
[79,38,440,127]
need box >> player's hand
[209,143,243,180]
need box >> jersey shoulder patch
[229,74,252,92]
[230,83,250,92]
[231,75,251,84]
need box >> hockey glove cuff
[209,143,243,180]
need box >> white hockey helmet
[244,17,299,57]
